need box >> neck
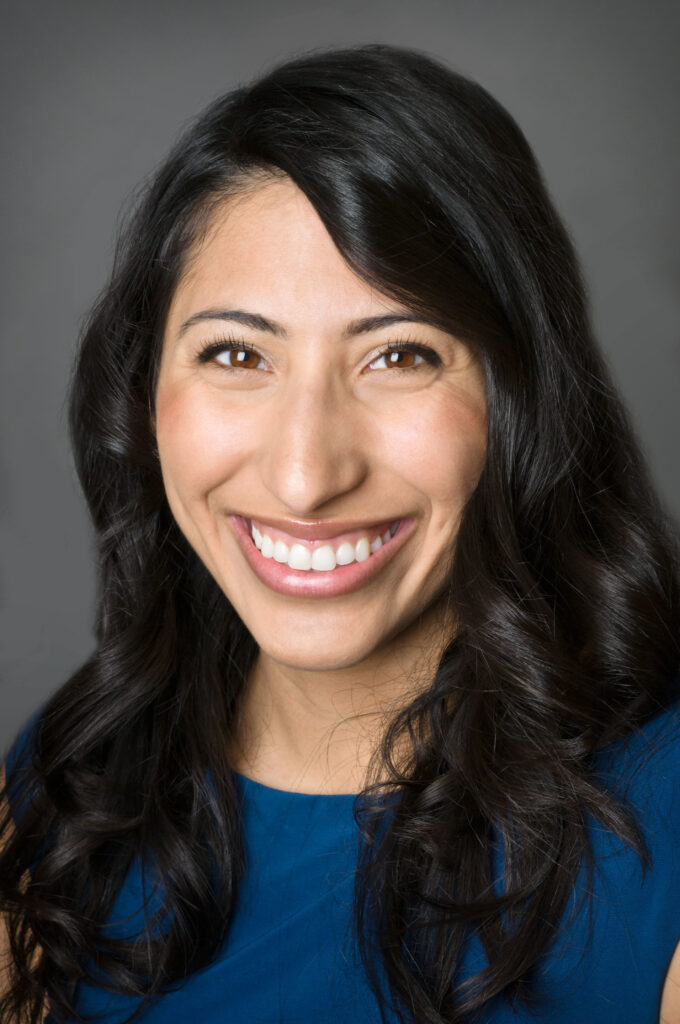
[230,597,454,794]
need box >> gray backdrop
[2,0,679,752]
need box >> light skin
[153,174,488,794]
[3,178,679,1024]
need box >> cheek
[155,383,254,500]
[378,390,487,504]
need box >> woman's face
[155,176,487,672]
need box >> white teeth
[311,545,336,571]
[261,534,274,558]
[288,543,312,571]
[249,519,402,571]
[335,541,356,566]
[355,537,371,562]
[273,539,289,563]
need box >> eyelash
[195,335,443,372]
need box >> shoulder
[524,680,680,1022]
[1,711,52,1022]
[587,677,680,900]
[592,678,680,845]
[588,680,680,1009]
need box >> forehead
[165,176,402,334]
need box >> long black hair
[2,43,679,1024]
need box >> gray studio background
[2,0,679,752]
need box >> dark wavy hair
[2,43,680,1024]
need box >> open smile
[228,514,415,598]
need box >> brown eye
[197,340,266,370]
[369,345,434,371]
[218,348,261,370]
[383,350,416,368]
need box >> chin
[251,628,387,673]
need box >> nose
[258,374,369,516]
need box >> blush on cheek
[156,387,260,500]
[383,397,486,499]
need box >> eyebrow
[177,308,433,340]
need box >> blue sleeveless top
[5,690,680,1024]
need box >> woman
[1,43,679,1024]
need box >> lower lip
[228,515,415,598]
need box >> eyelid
[373,339,442,367]
[194,334,442,371]
[195,335,268,370]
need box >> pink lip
[228,514,415,598]
[241,514,398,543]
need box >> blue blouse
[5,689,680,1023]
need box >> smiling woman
[1,43,680,1024]
[154,179,487,708]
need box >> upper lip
[233,514,402,542]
